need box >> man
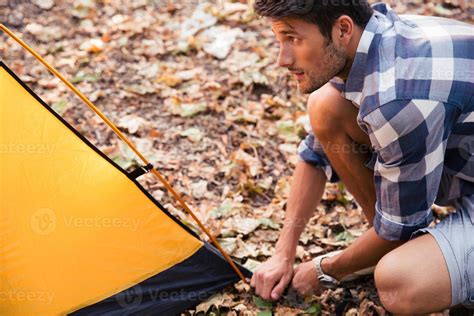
[250,0,474,313]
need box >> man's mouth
[290,70,304,80]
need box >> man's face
[271,17,347,93]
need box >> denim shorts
[412,194,474,308]
[363,153,474,307]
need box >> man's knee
[307,83,354,137]
[374,251,419,314]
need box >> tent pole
[0,24,248,283]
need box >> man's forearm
[275,161,327,260]
[275,162,404,281]
[322,227,405,280]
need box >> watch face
[319,276,338,289]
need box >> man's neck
[337,26,364,82]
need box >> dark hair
[254,0,373,41]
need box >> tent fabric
[71,243,246,316]
[0,61,251,316]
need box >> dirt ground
[1,0,472,314]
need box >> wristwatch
[313,255,340,290]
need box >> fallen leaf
[118,115,148,134]
[231,149,262,177]
[304,303,321,315]
[25,23,63,41]
[72,0,95,19]
[232,217,261,235]
[72,71,99,83]
[180,127,203,143]
[168,98,208,118]
[242,258,260,272]
[180,4,217,40]
[51,99,69,115]
[431,3,455,16]
[200,26,243,59]
[32,0,54,10]
[218,237,238,254]
[258,218,279,230]
[210,199,235,219]
[233,237,259,258]
[157,74,182,87]
[253,296,273,309]
[194,293,225,313]
[191,180,208,199]
[335,231,355,243]
[276,119,301,143]
[111,142,139,170]
[80,38,105,53]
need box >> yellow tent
[0,25,249,316]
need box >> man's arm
[323,99,451,278]
[321,227,404,280]
[250,160,327,301]
[251,127,340,301]
[275,161,327,260]
[293,99,452,293]
[291,226,404,297]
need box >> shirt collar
[331,3,396,105]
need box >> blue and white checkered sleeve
[298,131,339,183]
[363,99,449,241]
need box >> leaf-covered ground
[1,0,472,315]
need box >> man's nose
[277,46,294,68]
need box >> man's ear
[332,15,354,46]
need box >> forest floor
[1,0,472,314]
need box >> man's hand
[291,260,321,297]
[250,254,294,301]
[250,162,327,301]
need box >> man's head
[254,0,373,93]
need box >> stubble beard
[298,42,347,94]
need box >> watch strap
[313,255,340,289]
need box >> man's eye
[288,36,299,43]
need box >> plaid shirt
[298,3,474,240]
